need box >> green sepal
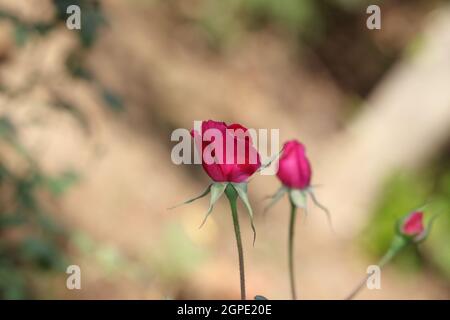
[247,146,284,182]
[289,189,307,209]
[263,186,287,214]
[414,212,442,243]
[199,182,227,228]
[255,146,284,174]
[232,182,257,245]
[306,188,334,232]
[168,183,212,209]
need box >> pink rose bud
[276,140,312,189]
[401,211,425,237]
[191,120,261,183]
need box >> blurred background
[0,0,449,299]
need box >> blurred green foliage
[0,0,123,113]
[0,1,124,298]
[198,0,322,48]
[243,0,320,34]
[196,0,377,48]
[361,158,450,280]
[0,4,88,287]
[0,115,79,299]
[0,11,53,47]
[152,223,207,283]
[0,116,82,299]
[426,173,450,280]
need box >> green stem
[225,184,246,300]
[345,235,409,300]
[288,201,298,300]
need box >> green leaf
[199,182,227,228]
[20,237,65,270]
[37,213,65,235]
[0,117,16,138]
[79,7,106,48]
[168,184,212,210]
[14,24,28,47]
[254,295,268,300]
[101,88,124,112]
[44,171,80,196]
[0,118,34,163]
[0,214,26,228]
[289,189,307,209]
[65,52,93,80]
[232,182,256,244]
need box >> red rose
[191,120,261,183]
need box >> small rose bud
[398,210,428,242]
[401,211,425,237]
[276,140,312,190]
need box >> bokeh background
[0,0,449,299]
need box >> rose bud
[276,140,312,189]
[265,139,331,225]
[400,211,425,238]
[390,210,436,257]
[382,210,436,264]
[173,120,263,248]
[191,120,261,183]
[396,210,440,243]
